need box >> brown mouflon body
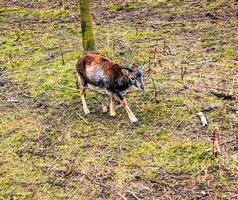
[75,54,144,123]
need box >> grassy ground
[0,0,237,199]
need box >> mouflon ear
[132,63,144,70]
[122,67,133,75]
[122,68,129,76]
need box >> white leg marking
[76,71,90,115]
[81,94,90,114]
[123,101,138,123]
[110,97,116,116]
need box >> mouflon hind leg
[80,87,90,114]
[110,96,116,116]
[76,71,90,114]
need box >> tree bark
[79,0,96,53]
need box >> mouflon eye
[137,73,142,78]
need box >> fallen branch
[7,99,19,103]
[76,112,89,124]
[46,155,61,173]
[22,93,34,98]
[82,172,109,188]
[210,89,237,100]
[220,138,236,146]
[201,105,218,112]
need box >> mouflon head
[122,64,144,90]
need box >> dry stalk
[148,57,158,100]
[135,27,138,36]
[153,38,162,67]
[59,46,65,65]
[8,53,13,66]
[107,27,110,57]
[112,39,116,55]
[18,22,22,31]
[15,31,20,42]
[212,127,221,158]
[180,66,189,88]
[151,77,158,101]
[146,39,164,102]
[180,66,186,81]
[30,31,34,39]
[162,38,172,55]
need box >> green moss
[0,7,27,16]
[0,7,71,19]
[80,0,96,52]
[222,46,238,61]
[123,141,212,176]
[123,30,157,42]
[29,8,70,19]
[106,3,139,12]
[106,0,170,11]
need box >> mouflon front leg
[122,99,138,123]
[111,92,138,123]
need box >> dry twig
[76,112,89,124]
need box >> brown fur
[75,54,144,123]
[76,54,124,83]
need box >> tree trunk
[79,0,96,53]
